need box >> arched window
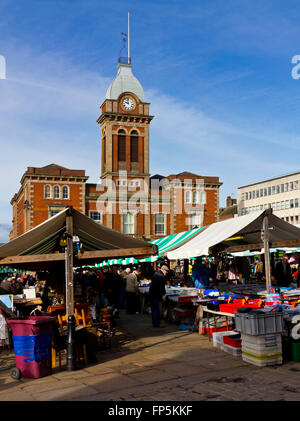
[185,191,191,204]
[44,185,51,199]
[118,129,126,161]
[62,186,69,199]
[123,213,134,234]
[54,185,60,199]
[192,191,198,204]
[130,130,139,163]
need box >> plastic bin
[7,316,56,379]
[222,343,242,356]
[235,311,284,335]
[223,334,242,348]
[290,341,300,362]
[212,330,237,347]
[242,353,283,367]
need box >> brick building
[10,58,222,241]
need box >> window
[44,185,51,199]
[62,186,69,199]
[290,182,294,190]
[118,129,126,161]
[296,216,299,223]
[190,213,201,228]
[268,187,271,195]
[130,130,139,162]
[252,191,255,199]
[295,198,299,208]
[260,205,263,210]
[281,201,285,210]
[90,211,101,223]
[185,191,191,204]
[260,188,263,197]
[272,202,275,209]
[264,203,268,209]
[245,192,248,200]
[281,184,284,193]
[276,202,280,210]
[54,186,60,199]
[272,186,275,195]
[286,217,289,222]
[291,216,294,223]
[123,213,134,234]
[286,200,290,209]
[264,188,267,196]
[241,193,245,201]
[192,191,198,204]
[200,192,206,204]
[154,213,165,235]
[295,181,299,190]
[249,191,252,200]
[285,183,289,192]
[276,185,280,194]
[50,210,60,218]
[291,199,294,209]
[256,190,259,198]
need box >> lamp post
[65,207,76,371]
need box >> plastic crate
[241,333,281,348]
[242,342,282,357]
[212,330,237,347]
[222,343,242,356]
[242,353,282,367]
[223,334,242,348]
[202,325,233,335]
[235,311,284,335]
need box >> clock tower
[96,58,154,234]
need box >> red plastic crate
[177,295,198,303]
[223,334,242,348]
[202,326,233,335]
[219,304,235,313]
[173,308,195,317]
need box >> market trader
[149,265,168,328]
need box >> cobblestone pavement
[1,311,300,401]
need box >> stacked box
[241,333,282,367]
[212,330,237,349]
[235,311,284,335]
[223,343,242,356]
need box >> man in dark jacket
[149,265,168,328]
[275,255,292,287]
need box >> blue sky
[1,0,300,242]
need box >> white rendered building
[237,172,300,225]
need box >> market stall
[0,206,157,373]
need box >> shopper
[275,255,293,287]
[125,268,141,314]
[149,265,168,328]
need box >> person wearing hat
[149,265,169,328]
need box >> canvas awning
[0,207,157,269]
[96,226,204,267]
[167,210,300,260]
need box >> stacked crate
[235,310,284,367]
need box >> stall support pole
[263,211,272,295]
[65,208,76,371]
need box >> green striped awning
[93,227,204,267]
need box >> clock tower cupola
[97,57,154,181]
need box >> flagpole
[128,11,130,64]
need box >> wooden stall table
[194,305,236,341]
[13,297,43,316]
[47,302,92,330]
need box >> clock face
[122,97,135,111]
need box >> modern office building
[237,172,300,224]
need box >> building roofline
[238,171,300,190]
